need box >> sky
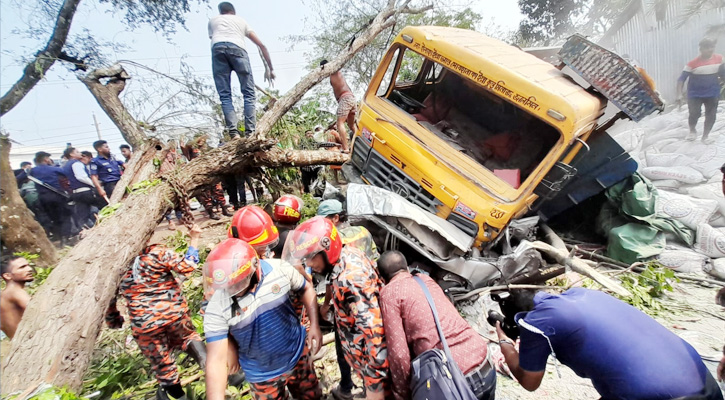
[0,0,523,168]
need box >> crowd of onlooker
[13,123,348,247]
[14,140,128,247]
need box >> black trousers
[301,167,321,194]
[38,190,72,239]
[103,180,119,198]
[222,174,252,207]
[688,97,719,135]
[71,189,106,229]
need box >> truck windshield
[378,47,561,189]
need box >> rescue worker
[283,217,389,400]
[204,239,322,400]
[315,199,380,399]
[228,205,280,258]
[317,199,378,260]
[228,205,311,327]
[181,135,231,220]
[271,194,304,257]
[105,225,207,400]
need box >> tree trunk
[251,148,349,166]
[0,0,81,116]
[0,138,58,267]
[79,65,147,149]
[2,1,422,390]
[108,141,166,204]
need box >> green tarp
[600,173,694,263]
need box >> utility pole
[92,113,102,140]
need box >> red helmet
[229,205,279,252]
[282,216,343,267]
[204,238,259,297]
[273,195,304,224]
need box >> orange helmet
[229,205,279,253]
[282,216,343,267]
[204,238,259,297]
[273,195,303,224]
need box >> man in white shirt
[62,147,106,229]
[209,2,275,137]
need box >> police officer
[90,140,124,198]
[29,151,73,246]
[62,147,107,229]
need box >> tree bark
[79,65,147,149]
[0,0,82,116]
[251,148,349,167]
[0,138,58,267]
[108,141,166,204]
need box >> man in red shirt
[378,251,496,400]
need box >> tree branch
[0,0,82,116]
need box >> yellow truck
[344,26,662,287]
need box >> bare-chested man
[321,59,353,152]
[1,256,34,339]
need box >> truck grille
[446,212,479,238]
[355,143,443,215]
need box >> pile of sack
[604,104,725,279]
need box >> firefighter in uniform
[283,217,389,400]
[105,225,207,400]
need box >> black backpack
[409,276,478,400]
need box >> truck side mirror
[533,162,577,202]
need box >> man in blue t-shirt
[204,239,322,400]
[90,140,124,198]
[495,287,722,400]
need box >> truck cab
[348,26,609,249]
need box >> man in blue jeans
[209,2,275,137]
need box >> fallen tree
[1,1,425,392]
[0,137,58,267]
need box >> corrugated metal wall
[600,0,725,102]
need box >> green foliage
[617,263,679,313]
[129,178,162,195]
[165,230,190,254]
[11,385,87,400]
[289,2,482,90]
[98,203,123,224]
[300,194,320,222]
[518,0,587,45]
[81,329,150,399]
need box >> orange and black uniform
[105,244,201,386]
[185,144,226,210]
[330,246,390,395]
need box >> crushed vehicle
[342,26,663,295]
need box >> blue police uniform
[63,159,106,229]
[90,155,124,196]
[29,164,72,240]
